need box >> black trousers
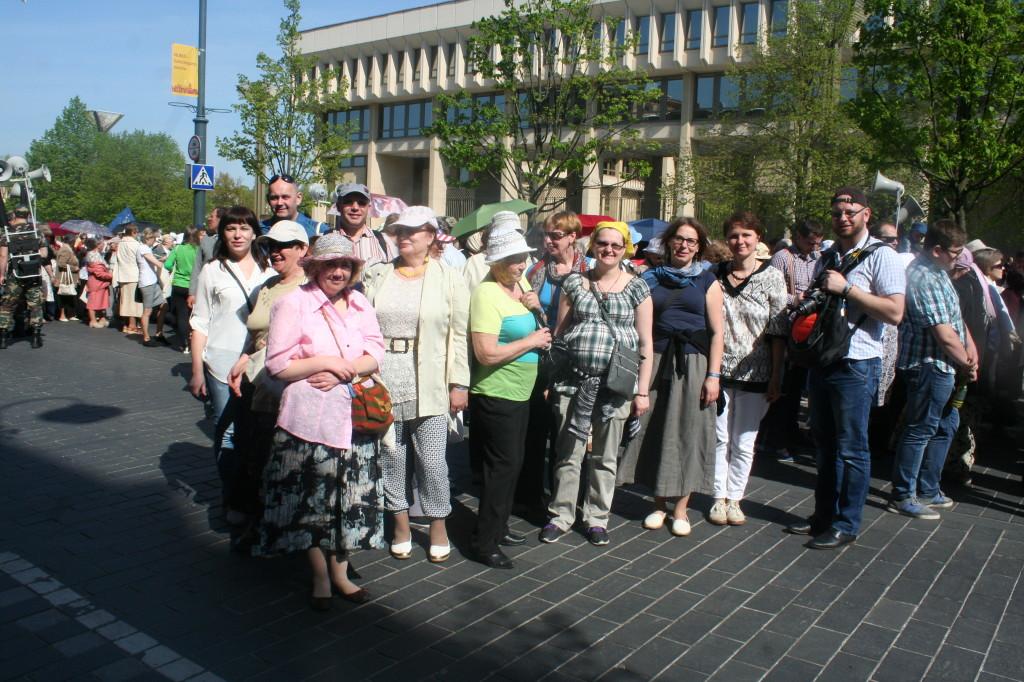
[169,285,192,350]
[758,363,808,451]
[470,393,530,554]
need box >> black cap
[831,186,868,207]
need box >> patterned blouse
[717,262,789,391]
[561,273,650,376]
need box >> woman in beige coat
[363,206,470,564]
[115,224,144,334]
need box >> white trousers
[714,386,769,500]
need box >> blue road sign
[189,164,215,191]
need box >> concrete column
[580,157,602,214]
[428,137,447,214]
[366,104,383,197]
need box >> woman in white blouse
[189,206,272,524]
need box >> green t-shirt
[164,244,198,289]
[470,278,539,402]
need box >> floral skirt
[253,428,385,557]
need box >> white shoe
[726,500,746,526]
[708,499,728,526]
[390,539,413,560]
[643,510,667,530]
[670,515,691,536]
[428,544,451,563]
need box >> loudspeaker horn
[26,165,51,183]
[5,156,28,176]
[0,159,11,183]
[872,170,904,195]
[308,183,328,203]
[896,195,925,225]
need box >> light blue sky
[1,0,434,183]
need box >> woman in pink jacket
[83,238,113,328]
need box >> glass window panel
[840,66,858,101]
[423,101,433,128]
[663,78,683,120]
[695,75,715,118]
[430,46,438,78]
[408,102,421,135]
[661,13,676,52]
[637,16,650,54]
[393,103,406,137]
[712,6,730,47]
[615,19,626,47]
[720,76,740,111]
[686,10,702,50]
[380,106,392,139]
[446,44,456,76]
[740,3,759,44]
[770,0,788,37]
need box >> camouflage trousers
[0,277,44,332]
[945,393,978,479]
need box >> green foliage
[26,96,99,221]
[423,0,661,212]
[209,173,255,211]
[668,0,866,235]
[25,97,192,227]
[216,0,351,186]
[853,0,1024,229]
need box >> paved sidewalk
[0,322,1022,681]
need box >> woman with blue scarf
[618,218,724,537]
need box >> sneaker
[708,499,728,525]
[927,492,954,509]
[670,515,691,537]
[142,338,161,348]
[726,500,746,526]
[539,524,565,544]
[775,449,795,463]
[586,527,609,546]
[887,497,940,520]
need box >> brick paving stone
[873,647,933,682]
[924,645,985,681]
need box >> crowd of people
[3,178,1021,611]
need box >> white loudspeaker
[308,183,328,202]
[872,171,904,195]
[5,156,28,176]
[8,182,22,200]
[26,165,50,183]
[0,159,10,183]
[896,195,925,225]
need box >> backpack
[788,243,884,369]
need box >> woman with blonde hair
[363,206,470,563]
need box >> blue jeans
[808,358,880,536]
[205,369,238,501]
[891,365,959,501]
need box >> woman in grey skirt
[619,218,724,536]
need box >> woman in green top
[164,227,200,352]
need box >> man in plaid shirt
[889,219,978,520]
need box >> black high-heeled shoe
[347,561,362,580]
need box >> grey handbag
[590,283,641,399]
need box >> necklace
[590,269,623,300]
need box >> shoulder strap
[837,242,884,276]
[223,263,255,314]
[589,277,623,344]
[372,229,388,257]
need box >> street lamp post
[193,0,209,229]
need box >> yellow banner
[171,43,199,98]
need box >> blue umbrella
[107,207,137,231]
[628,218,669,242]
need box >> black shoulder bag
[591,282,642,400]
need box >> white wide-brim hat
[485,224,535,264]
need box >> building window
[660,13,676,52]
[712,6,730,48]
[380,99,433,139]
[430,46,438,79]
[380,54,389,89]
[348,59,359,89]
[693,73,742,119]
[410,48,420,80]
[639,78,684,121]
[446,43,456,77]
[636,16,650,55]
[328,107,370,142]
[464,42,474,74]
[615,18,627,47]
[770,0,788,37]
[593,20,603,44]
[740,3,759,44]
[339,155,367,169]
[685,9,702,50]
[840,66,858,101]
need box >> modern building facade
[299,0,785,221]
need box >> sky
[1,0,434,183]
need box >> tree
[26,96,99,221]
[209,173,254,210]
[853,0,1024,229]
[423,0,661,212]
[665,0,866,234]
[217,0,351,186]
[77,131,193,229]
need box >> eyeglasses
[339,195,369,207]
[265,240,304,252]
[393,226,434,240]
[594,239,625,251]
[544,230,569,241]
[992,263,1005,269]
[669,236,700,248]
[267,173,296,185]
[830,207,867,219]
[880,236,899,244]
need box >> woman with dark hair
[84,238,113,328]
[164,227,201,352]
[54,233,80,322]
[255,232,385,609]
[136,228,169,347]
[710,211,788,526]
[190,206,272,524]
[619,217,723,536]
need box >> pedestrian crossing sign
[189,164,215,191]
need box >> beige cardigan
[363,259,470,417]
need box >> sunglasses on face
[544,231,569,241]
[594,239,625,251]
[394,226,434,239]
[265,240,304,252]
[339,196,369,207]
[831,207,867,219]
[880,236,899,244]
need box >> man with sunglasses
[259,174,328,239]
[332,182,395,268]
[786,186,906,549]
